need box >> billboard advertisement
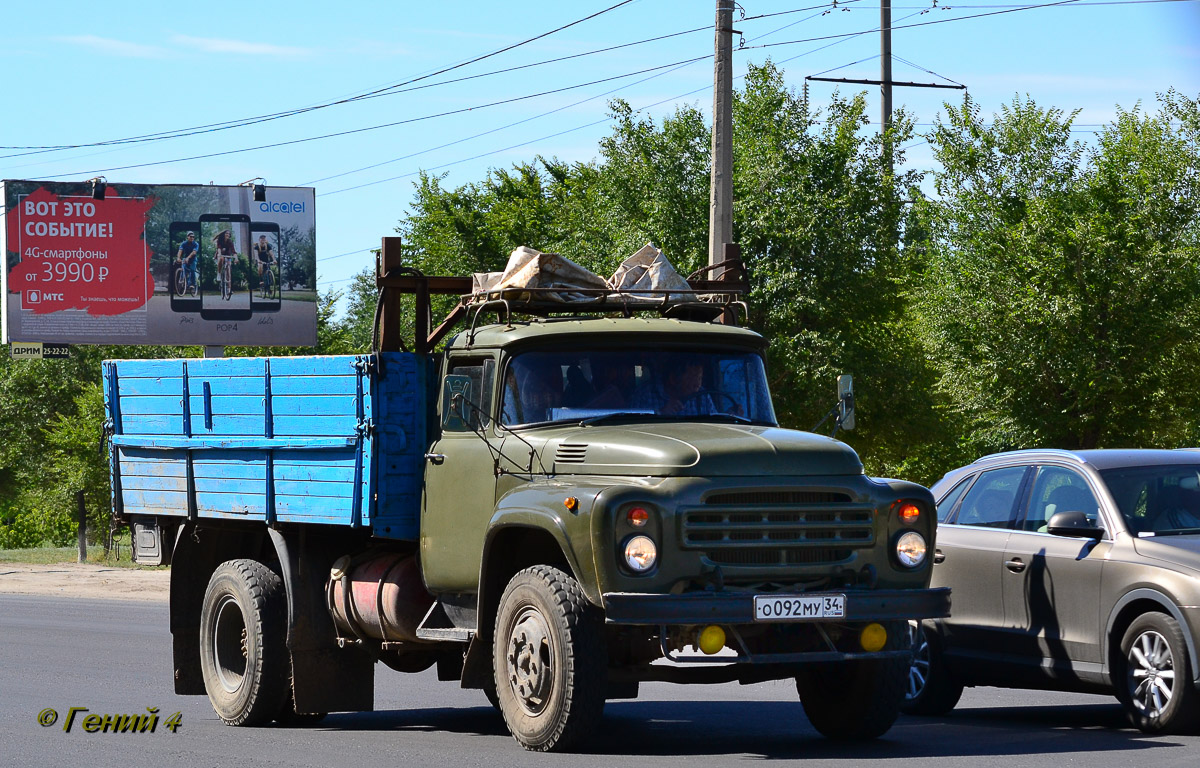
[2,180,317,346]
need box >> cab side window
[1024,467,1101,532]
[952,466,1027,529]
[444,358,495,432]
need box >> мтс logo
[26,290,40,304]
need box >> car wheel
[1119,613,1200,733]
[199,559,289,726]
[902,620,964,716]
[493,565,606,752]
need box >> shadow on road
[309,700,1189,760]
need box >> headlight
[624,535,658,572]
[895,531,927,568]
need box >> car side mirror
[441,374,473,432]
[1046,510,1105,540]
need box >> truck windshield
[499,347,777,427]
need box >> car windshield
[499,347,776,428]
[1099,464,1200,536]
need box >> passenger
[502,358,563,424]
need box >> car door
[421,355,500,594]
[1002,465,1109,674]
[933,465,1030,659]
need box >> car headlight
[895,531,927,568]
[624,535,658,573]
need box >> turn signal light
[627,506,650,527]
[897,501,921,524]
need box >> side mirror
[837,374,855,432]
[441,374,473,432]
[1046,510,1105,540]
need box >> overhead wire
[0,0,639,157]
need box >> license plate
[754,594,845,621]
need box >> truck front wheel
[796,654,907,740]
[199,559,289,726]
[493,565,606,752]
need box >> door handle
[1005,558,1026,573]
[933,549,945,564]
[424,453,446,465]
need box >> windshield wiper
[1145,528,1200,537]
[580,412,674,427]
[695,413,756,425]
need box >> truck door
[421,355,500,593]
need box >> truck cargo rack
[374,237,749,354]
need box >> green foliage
[916,91,1200,458]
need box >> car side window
[445,358,495,432]
[952,466,1027,529]
[935,477,973,523]
[1024,466,1101,533]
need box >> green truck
[105,246,949,751]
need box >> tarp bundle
[471,243,692,304]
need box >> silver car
[905,449,1200,733]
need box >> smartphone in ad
[169,221,201,313]
[250,222,281,313]
[199,213,252,321]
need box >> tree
[916,91,1200,456]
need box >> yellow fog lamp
[698,625,727,655]
[860,622,888,652]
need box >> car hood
[532,422,864,477]
[1131,535,1200,573]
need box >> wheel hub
[906,621,930,700]
[1128,629,1175,718]
[506,607,554,715]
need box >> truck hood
[1131,535,1200,574]
[534,423,863,477]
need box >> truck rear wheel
[199,559,289,726]
[796,654,907,740]
[493,565,606,752]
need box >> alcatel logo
[259,201,305,214]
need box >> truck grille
[683,489,875,567]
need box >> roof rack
[374,237,749,354]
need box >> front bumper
[602,586,951,625]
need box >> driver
[635,357,713,416]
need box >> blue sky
[2,0,1197,308]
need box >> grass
[0,535,166,569]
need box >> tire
[796,626,908,740]
[199,559,290,726]
[1118,613,1200,734]
[493,565,607,752]
[901,620,964,716]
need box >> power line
[0,0,638,157]
[33,56,710,181]
[0,2,871,161]
[745,0,1095,52]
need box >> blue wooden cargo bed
[102,353,426,540]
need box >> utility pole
[881,0,893,140]
[708,0,736,269]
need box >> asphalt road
[2,594,1198,768]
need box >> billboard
[2,180,317,346]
